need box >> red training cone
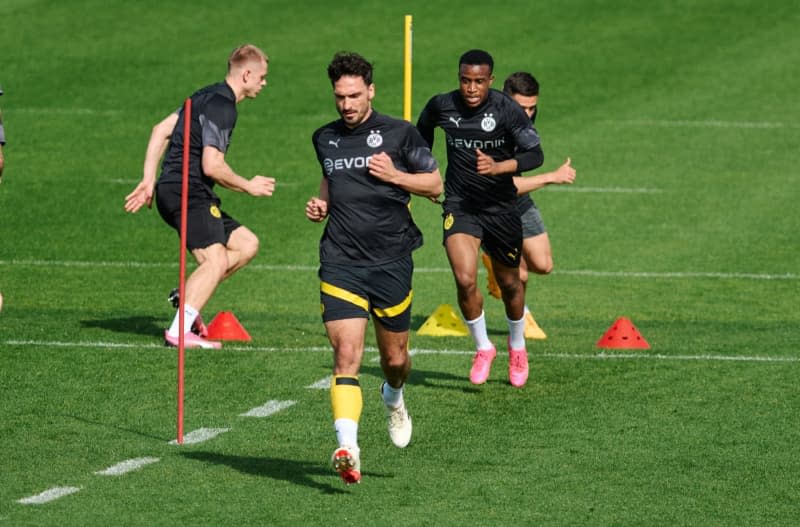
[206,311,252,341]
[596,316,650,349]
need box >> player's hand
[247,175,275,197]
[124,181,154,213]
[475,148,497,175]
[550,157,576,184]
[305,197,328,222]
[367,152,398,183]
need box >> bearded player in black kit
[305,52,442,484]
[416,49,543,388]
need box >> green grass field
[1,0,799,525]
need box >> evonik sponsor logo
[445,134,506,150]
[323,155,374,176]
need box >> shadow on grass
[80,315,163,337]
[181,451,391,493]
[359,364,481,394]
[63,413,170,442]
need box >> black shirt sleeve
[415,97,438,148]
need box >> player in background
[124,44,275,348]
[416,50,543,388]
[306,52,442,484]
[482,72,576,338]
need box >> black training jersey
[158,82,237,200]
[312,111,438,265]
[417,89,540,213]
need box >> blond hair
[227,44,268,72]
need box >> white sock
[381,381,404,409]
[334,418,359,448]
[466,311,494,350]
[167,304,199,337]
[508,315,526,351]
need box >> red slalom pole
[177,98,191,445]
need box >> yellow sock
[331,375,363,423]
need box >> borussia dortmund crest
[481,113,496,132]
[444,213,455,230]
[367,130,383,148]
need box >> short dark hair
[327,52,373,85]
[459,49,494,73]
[504,72,539,97]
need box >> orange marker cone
[596,316,650,349]
[206,311,252,341]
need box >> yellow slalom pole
[403,14,413,122]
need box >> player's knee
[242,234,259,261]
[537,260,553,275]
[381,351,409,372]
[233,228,260,262]
[529,256,552,275]
[452,269,477,292]
[333,347,363,374]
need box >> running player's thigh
[445,233,482,282]
[226,224,259,253]
[522,232,552,274]
[191,243,227,267]
[491,255,522,289]
[325,318,369,375]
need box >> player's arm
[368,152,442,198]
[124,112,178,213]
[476,148,520,176]
[201,146,275,197]
[513,157,576,194]
[415,98,437,148]
[510,102,544,173]
[305,177,329,222]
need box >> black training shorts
[319,255,414,332]
[442,202,522,268]
[155,183,241,250]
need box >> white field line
[306,376,331,389]
[606,119,800,129]
[6,339,796,364]
[94,457,160,476]
[17,487,81,505]
[239,399,297,418]
[168,427,230,445]
[1,258,795,280]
